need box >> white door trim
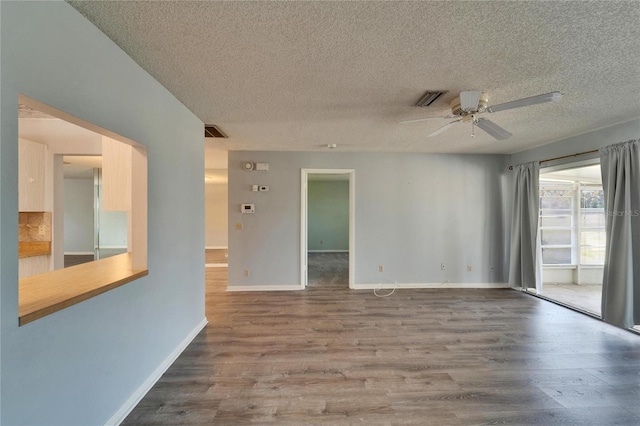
[300,169,355,289]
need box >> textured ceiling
[68,1,640,154]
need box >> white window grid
[539,181,576,265]
[539,180,605,267]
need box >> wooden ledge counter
[19,253,148,326]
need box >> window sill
[19,253,148,326]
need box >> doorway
[535,161,605,316]
[300,169,355,289]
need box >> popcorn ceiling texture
[68,1,640,154]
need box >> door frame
[300,168,355,289]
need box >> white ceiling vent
[414,91,447,107]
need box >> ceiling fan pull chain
[471,120,476,138]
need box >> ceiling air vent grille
[204,125,228,138]
[414,91,447,107]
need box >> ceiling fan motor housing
[450,92,489,116]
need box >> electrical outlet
[235,222,243,230]
[38,225,45,236]
[244,270,250,277]
[467,265,472,272]
[441,263,445,270]
[320,240,323,245]
[379,265,384,272]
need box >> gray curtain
[509,161,541,289]
[600,139,640,329]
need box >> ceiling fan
[401,91,562,140]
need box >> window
[539,182,575,265]
[580,187,606,265]
[539,164,605,267]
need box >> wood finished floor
[206,249,229,264]
[123,257,640,425]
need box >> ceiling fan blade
[427,119,462,137]
[475,118,512,140]
[459,91,482,112]
[399,115,456,124]
[486,91,562,113]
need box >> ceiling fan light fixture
[459,91,483,112]
[487,91,562,113]
[450,92,489,116]
[475,118,513,140]
[414,91,447,107]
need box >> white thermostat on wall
[241,203,255,214]
[243,162,255,171]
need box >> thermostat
[241,204,255,214]
[243,162,254,171]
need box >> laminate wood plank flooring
[206,249,228,264]
[123,254,640,425]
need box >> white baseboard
[205,263,228,268]
[308,250,349,253]
[64,252,94,255]
[205,246,228,250]
[99,246,127,249]
[226,283,508,292]
[227,285,303,292]
[105,317,208,426]
[352,282,510,290]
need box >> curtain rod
[508,149,600,170]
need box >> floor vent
[414,91,447,107]
[205,125,227,138]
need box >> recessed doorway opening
[300,169,355,289]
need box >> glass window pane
[541,209,572,216]
[580,210,605,228]
[541,229,572,245]
[581,189,605,209]
[542,247,572,264]
[541,216,571,227]
[540,197,572,209]
[580,230,606,264]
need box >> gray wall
[228,151,508,287]
[99,210,128,248]
[308,180,349,251]
[63,178,94,253]
[1,2,205,425]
